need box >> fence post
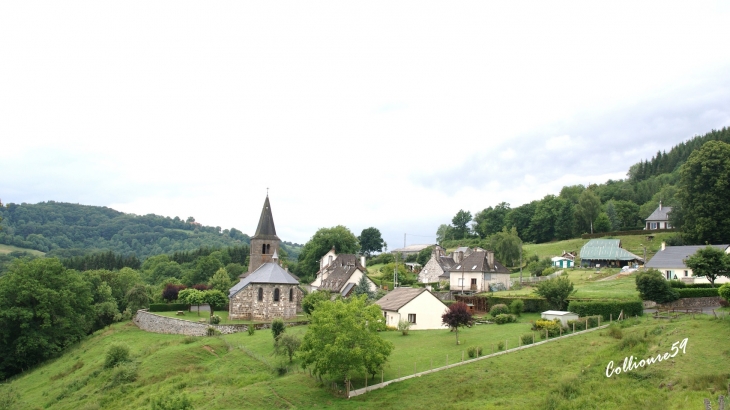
[573,322,575,332]
[365,373,367,391]
[585,319,588,330]
[382,369,384,384]
[546,329,548,340]
[610,313,612,322]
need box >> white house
[551,256,574,269]
[375,287,449,330]
[446,248,511,293]
[645,242,730,283]
[310,249,377,296]
[645,202,672,230]
[541,310,579,326]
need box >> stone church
[228,195,303,321]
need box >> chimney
[661,241,666,251]
[361,255,366,268]
[454,251,463,264]
[487,250,495,270]
[659,200,662,211]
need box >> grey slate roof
[252,196,280,240]
[646,206,672,222]
[228,262,299,298]
[645,245,729,269]
[375,287,429,311]
[438,249,509,278]
[580,239,644,262]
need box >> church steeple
[253,195,280,241]
[248,194,281,273]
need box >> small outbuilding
[541,310,579,327]
[551,256,574,269]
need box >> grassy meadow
[3,313,729,409]
[0,244,45,256]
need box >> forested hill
[0,201,251,259]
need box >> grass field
[0,244,45,256]
[492,271,640,300]
[3,313,729,409]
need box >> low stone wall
[133,310,310,336]
[659,296,723,309]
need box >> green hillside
[2,314,728,409]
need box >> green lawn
[5,314,729,409]
[491,271,640,300]
[0,244,45,256]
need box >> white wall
[397,291,449,330]
[348,268,378,292]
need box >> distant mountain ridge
[0,201,251,259]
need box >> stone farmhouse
[418,246,511,292]
[228,195,303,321]
[310,247,378,296]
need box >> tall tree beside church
[297,226,360,282]
[677,140,730,244]
[358,227,386,257]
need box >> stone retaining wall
[659,296,723,309]
[133,310,309,336]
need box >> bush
[668,280,686,288]
[521,333,534,345]
[489,304,510,317]
[533,319,563,337]
[247,325,255,336]
[104,344,130,369]
[676,288,720,298]
[494,314,517,324]
[271,318,286,340]
[719,283,730,303]
[509,300,524,317]
[635,269,679,303]
[567,300,644,320]
[210,315,221,324]
[467,346,478,358]
[567,315,601,331]
[607,323,623,339]
[497,341,505,351]
[110,362,138,384]
[150,392,194,410]
[149,303,189,312]
[206,327,220,336]
[397,320,411,336]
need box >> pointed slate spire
[253,195,280,241]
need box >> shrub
[210,315,221,324]
[271,318,286,340]
[719,283,730,304]
[385,325,398,331]
[521,333,534,345]
[104,344,130,369]
[607,323,623,339]
[676,288,720,298]
[488,296,550,313]
[476,346,483,356]
[509,300,524,317]
[668,280,686,288]
[497,341,505,351]
[247,325,255,336]
[397,320,411,336]
[533,319,563,337]
[494,314,516,324]
[567,319,585,331]
[467,346,478,358]
[150,392,194,410]
[489,304,510,317]
[635,269,679,303]
[206,327,221,336]
[110,362,138,384]
[567,300,644,320]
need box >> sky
[2,1,730,250]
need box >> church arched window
[273,288,280,302]
[289,288,293,302]
[258,287,263,301]
[262,244,266,254]
[267,244,271,254]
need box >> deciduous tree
[575,190,601,234]
[441,302,473,345]
[684,246,730,286]
[635,269,679,303]
[297,226,360,282]
[358,227,386,257]
[533,276,575,310]
[451,210,473,240]
[298,296,392,385]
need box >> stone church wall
[229,283,303,321]
[133,310,309,336]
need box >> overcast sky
[2,1,730,249]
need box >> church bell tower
[248,195,281,273]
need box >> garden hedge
[487,296,550,313]
[676,288,719,298]
[668,281,716,289]
[567,300,643,320]
[149,303,189,312]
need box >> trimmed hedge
[487,296,550,313]
[149,303,189,312]
[567,300,643,320]
[668,281,716,289]
[676,288,719,298]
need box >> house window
[289,288,293,302]
[458,278,465,287]
[666,271,672,280]
[274,288,280,302]
[650,222,657,229]
[684,270,689,277]
[257,287,263,301]
[408,314,416,324]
